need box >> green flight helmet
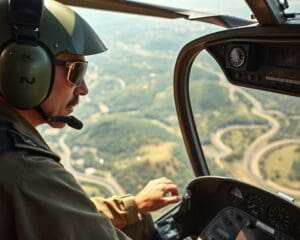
[0,0,107,109]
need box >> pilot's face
[41,52,89,128]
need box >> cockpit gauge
[246,194,265,216]
[228,47,246,68]
[267,205,290,230]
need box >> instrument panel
[206,41,300,97]
[155,177,300,240]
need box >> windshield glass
[189,50,300,203]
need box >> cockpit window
[189,51,300,203]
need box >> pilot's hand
[135,177,181,213]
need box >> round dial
[229,47,246,68]
[246,194,265,215]
[267,205,290,230]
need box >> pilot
[0,0,180,239]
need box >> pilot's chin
[48,121,66,129]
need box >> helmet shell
[0,0,107,56]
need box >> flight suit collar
[0,101,60,161]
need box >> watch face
[229,47,246,68]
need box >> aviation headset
[0,0,53,109]
[0,0,107,110]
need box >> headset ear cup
[0,43,52,109]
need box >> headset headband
[9,0,44,45]
[0,0,52,109]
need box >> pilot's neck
[17,108,44,128]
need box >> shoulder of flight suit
[0,122,131,240]
[0,122,140,230]
[0,121,60,161]
[13,154,131,240]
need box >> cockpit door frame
[173,36,209,177]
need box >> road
[250,139,300,198]
[58,63,300,199]
[210,124,264,173]
[199,63,300,197]
[59,135,125,195]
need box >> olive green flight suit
[0,102,154,240]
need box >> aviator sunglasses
[55,59,88,86]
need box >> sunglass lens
[69,62,88,85]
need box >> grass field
[113,141,179,177]
[139,142,177,164]
[260,144,300,190]
[222,127,266,162]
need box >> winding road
[59,135,125,195]
[251,139,300,198]
[56,62,300,199]
[206,68,300,198]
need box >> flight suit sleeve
[13,154,131,240]
[91,195,142,229]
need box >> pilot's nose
[74,79,89,96]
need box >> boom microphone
[35,106,83,130]
[49,115,83,130]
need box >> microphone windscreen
[67,116,83,130]
[49,116,83,130]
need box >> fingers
[162,184,181,205]
[152,177,180,198]
[155,177,174,185]
[151,177,176,188]
[136,177,180,212]
[163,183,179,196]
[163,195,181,204]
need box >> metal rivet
[53,43,59,48]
